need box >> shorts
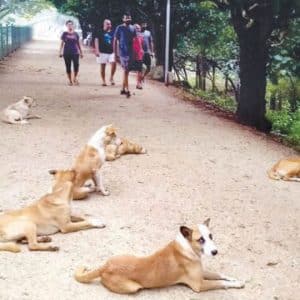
[131,60,143,72]
[96,53,115,64]
[143,53,151,68]
[120,56,131,71]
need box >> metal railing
[0,25,32,59]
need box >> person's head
[65,20,74,32]
[134,23,141,33]
[103,19,112,31]
[141,22,147,32]
[122,13,132,26]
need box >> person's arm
[59,40,64,57]
[113,26,120,60]
[149,33,154,56]
[77,34,83,58]
[94,38,100,56]
[59,33,65,57]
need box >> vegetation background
[1,0,300,147]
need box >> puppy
[268,157,300,182]
[50,125,118,200]
[1,96,41,124]
[49,169,96,200]
[0,179,105,253]
[106,137,147,161]
[75,219,245,294]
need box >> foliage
[267,110,300,145]
[191,89,237,112]
[0,0,51,21]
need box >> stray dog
[49,169,96,200]
[0,179,105,253]
[1,96,41,124]
[268,157,300,182]
[49,124,118,200]
[75,219,245,294]
[106,137,147,161]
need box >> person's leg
[63,55,72,85]
[109,53,116,85]
[136,62,143,89]
[142,53,151,80]
[110,62,116,84]
[101,63,107,86]
[120,56,130,94]
[73,54,80,85]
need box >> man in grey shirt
[141,22,154,81]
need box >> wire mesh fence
[0,25,32,59]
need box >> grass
[182,76,300,149]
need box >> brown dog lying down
[0,180,105,253]
[75,219,245,294]
[105,137,147,161]
[49,125,118,200]
[268,157,300,182]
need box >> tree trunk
[270,93,276,110]
[212,65,216,92]
[225,76,228,94]
[231,3,273,132]
[237,37,271,131]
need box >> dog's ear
[23,97,29,104]
[180,226,193,240]
[105,124,117,135]
[48,169,57,175]
[204,218,211,227]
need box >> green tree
[210,0,300,132]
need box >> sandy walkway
[0,41,299,300]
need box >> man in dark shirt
[94,19,116,86]
[114,13,136,98]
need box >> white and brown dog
[75,219,245,294]
[0,179,105,253]
[268,157,300,182]
[1,96,41,124]
[49,125,118,200]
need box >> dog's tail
[74,266,104,283]
[0,242,21,253]
[267,166,280,180]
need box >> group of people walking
[59,13,154,98]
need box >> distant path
[0,41,299,300]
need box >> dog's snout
[211,249,218,256]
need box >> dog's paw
[88,218,106,228]
[49,246,59,252]
[221,275,238,282]
[141,148,147,154]
[38,236,52,243]
[20,120,29,124]
[101,190,110,196]
[226,280,245,289]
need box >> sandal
[73,79,79,86]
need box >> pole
[165,0,171,85]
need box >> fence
[0,25,32,59]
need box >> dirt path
[0,41,299,300]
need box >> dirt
[0,41,299,300]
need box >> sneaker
[126,91,131,98]
[120,89,126,95]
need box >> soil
[0,41,299,300]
